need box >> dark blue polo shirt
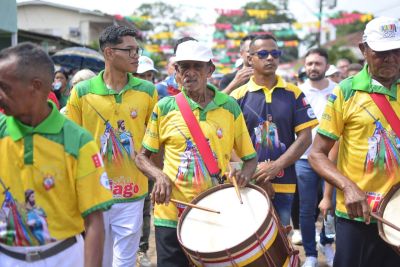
[231,76,318,193]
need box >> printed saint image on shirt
[254,114,287,157]
[100,119,135,163]
[174,125,217,192]
[0,186,55,246]
[117,120,135,160]
[364,119,400,179]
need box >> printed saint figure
[117,120,135,160]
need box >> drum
[177,184,299,267]
[376,183,400,255]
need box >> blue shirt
[231,76,318,193]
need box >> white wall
[18,5,113,45]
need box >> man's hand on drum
[228,168,250,187]
[151,173,172,205]
[343,181,371,223]
[253,160,283,183]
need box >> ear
[207,64,216,78]
[30,78,43,94]
[103,47,113,60]
[359,43,367,57]
[247,54,253,67]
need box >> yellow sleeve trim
[272,183,296,193]
[295,119,319,133]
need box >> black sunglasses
[250,49,282,59]
[110,47,143,57]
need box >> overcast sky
[18,0,400,21]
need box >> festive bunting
[246,9,276,19]
[214,8,244,16]
[215,23,232,30]
[327,13,373,25]
[175,21,194,27]
[150,32,174,40]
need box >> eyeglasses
[110,47,143,57]
[250,49,282,59]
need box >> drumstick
[371,212,400,232]
[231,176,243,204]
[170,199,220,214]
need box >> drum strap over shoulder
[370,93,400,138]
[175,93,222,181]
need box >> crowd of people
[0,15,399,267]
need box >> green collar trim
[352,64,399,99]
[181,84,230,112]
[90,70,142,95]
[6,101,65,141]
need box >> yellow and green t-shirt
[318,65,400,221]
[143,85,257,228]
[0,103,113,247]
[66,71,158,203]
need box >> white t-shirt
[299,79,337,158]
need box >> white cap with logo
[174,41,214,62]
[362,17,400,52]
[137,56,158,74]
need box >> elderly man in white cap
[134,56,158,83]
[309,17,400,267]
[135,40,258,266]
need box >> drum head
[179,186,269,253]
[382,187,400,246]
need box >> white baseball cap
[325,65,340,76]
[174,40,213,62]
[362,17,400,52]
[137,56,158,74]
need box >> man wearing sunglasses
[231,34,318,228]
[66,25,158,267]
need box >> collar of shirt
[181,84,230,112]
[6,101,65,141]
[301,79,336,93]
[89,70,143,95]
[247,75,287,92]
[351,64,400,99]
[246,75,286,103]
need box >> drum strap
[175,92,221,179]
[370,93,400,138]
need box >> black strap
[0,236,77,262]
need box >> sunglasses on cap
[250,49,282,59]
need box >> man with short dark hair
[297,47,336,267]
[309,17,400,266]
[66,25,158,267]
[0,42,113,267]
[231,34,318,227]
[220,34,256,94]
